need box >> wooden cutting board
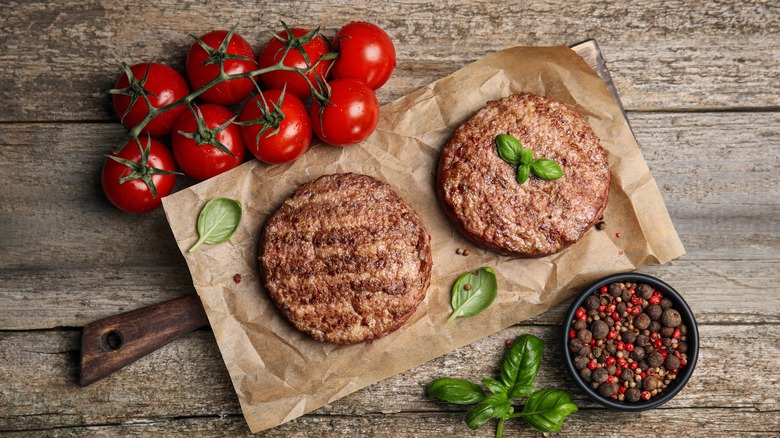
[79,39,628,387]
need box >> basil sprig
[427,334,577,437]
[447,267,498,324]
[495,134,563,184]
[188,197,242,252]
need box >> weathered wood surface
[1,0,779,436]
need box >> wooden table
[1,1,778,436]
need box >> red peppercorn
[607,304,616,313]
[641,391,652,401]
[649,295,661,305]
[606,375,614,384]
[606,356,616,366]
[504,339,512,348]
[625,343,635,352]
[680,358,687,367]
[640,372,647,379]
[617,357,626,366]
[631,306,642,316]
[650,332,661,342]
[588,360,598,370]
[619,386,627,394]
[608,330,619,340]
[673,328,681,339]
[630,362,639,370]
[576,308,585,319]
[653,340,663,350]
[661,349,668,358]
[600,286,608,294]
[611,311,620,321]
[569,329,577,339]
[631,296,641,306]
[598,305,606,312]
[616,341,625,351]
[621,362,629,369]
[589,338,596,346]
[618,250,624,255]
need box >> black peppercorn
[647,351,664,368]
[634,313,651,330]
[608,283,623,297]
[661,309,682,328]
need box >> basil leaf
[446,267,499,324]
[495,134,523,165]
[518,388,578,433]
[509,384,537,399]
[516,163,531,185]
[501,334,544,395]
[520,148,534,165]
[465,394,512,430]
[427,377,486,405]
[530,159,563,180]
[482,377,508,396]
[188,197,242,253]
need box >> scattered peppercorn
[462,249,471,256]
[233,273,242,284]
[596,220,606,230]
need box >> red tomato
[257,26,332,99]
[186,29,258,106]
[331,22,396,90]
[112,63,190,137]
[102,137,178,213]
[310,79,379,146]
[239,89,311,164]
[171,104,245,181]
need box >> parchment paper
[162,46,685,432]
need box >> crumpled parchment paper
[162,45,685,432]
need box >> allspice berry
[569,338,584,352]
[646,304,663,320]
[574,319,587,331]
[648,321,662,333]
[621,289,632,303]
[630,346,646,361]
[626,387,642,402]
[643,375,662,391]
[620,368,635,382]
[660,297,673,310]
[592,367,609,383]
[635,313,651,330]
[609,283,623,297]
[665,355,681,371]
[637,284,653,299]
[622,331,638,344]
[591,320,609,339]
[574,356,589,370]
[599,382,619,397]
[577,329,593,343]
[580,368,592,382]
[661,309,682,328]
[585,295,600,310]
[647,351,664,368]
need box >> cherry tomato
[310,79,379,146]
[331,22,396,90]
[239,89,311,164]
[171,104,245,181]
[257,26,332,99]
[186,29,258,106]
[112,63,190,137]
[102,137,178,213]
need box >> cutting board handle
[79,294,209,386]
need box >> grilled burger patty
[437,93,610,257]
[260,173,432,344]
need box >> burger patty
[259,173,432,344]
[437,93,610,257]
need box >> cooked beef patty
[259,173,432,344]
[437,93,610,257]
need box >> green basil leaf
[495,134,523,165]
[501,334,544,394]
[509,384,536,399]
[520,148,534,165]
[519,388,578,433]
[427,377,486,405]
[516,163,531,185]
[465,394,512,430]
[530,159,563,180]
[188,197,242,253]
[482,377,508,396]
[447,267,499,324]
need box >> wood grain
[1,0,779,435]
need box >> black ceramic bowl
[562,273,699,411]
